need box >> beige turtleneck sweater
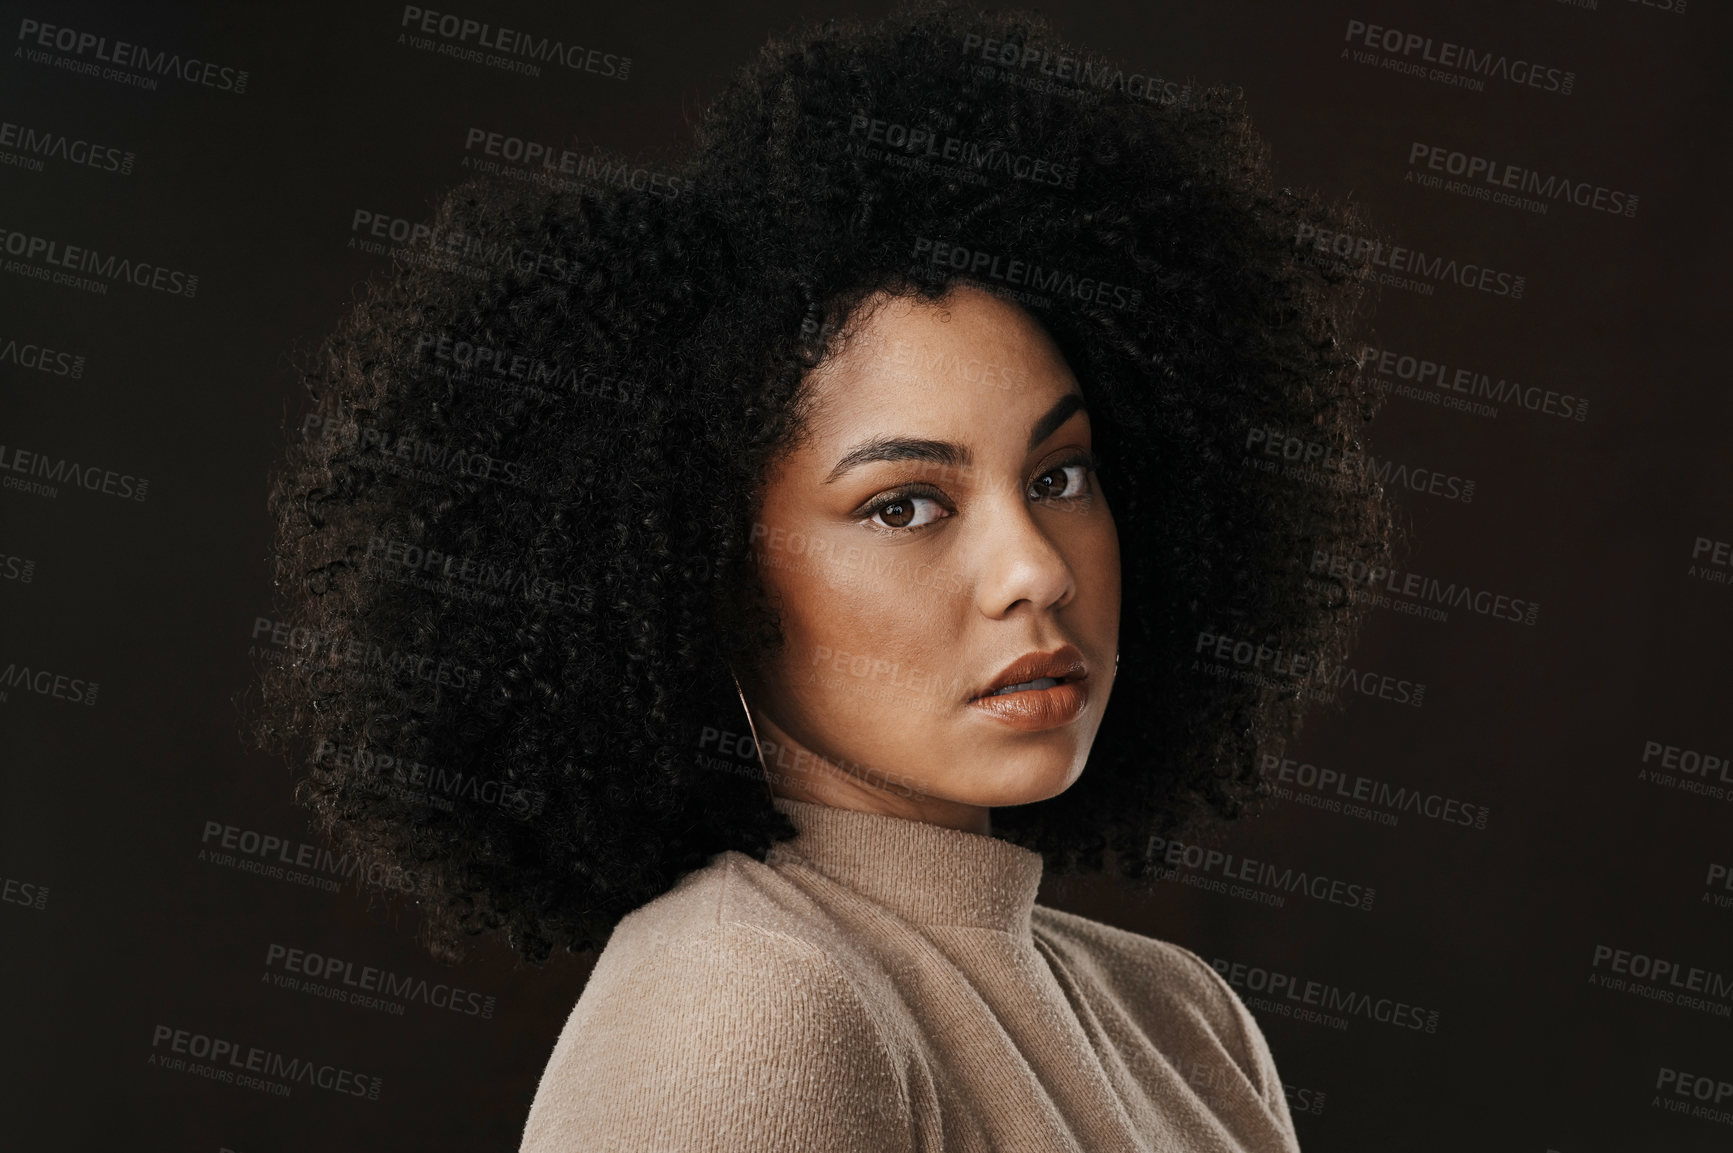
[519,798,1300,1152]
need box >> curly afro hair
[251,0,1403,964]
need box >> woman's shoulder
[520,852,914,1153]
[581,848,891,989]
[1031,904,1281,1098]
[1032,903,1233,994]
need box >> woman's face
[736,284,1121,832]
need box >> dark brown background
[3,0,1729,1149]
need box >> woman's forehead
[796,285,1081,439]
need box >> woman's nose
[971,496,1076,619]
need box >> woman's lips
[967,675,1088,731]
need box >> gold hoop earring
[728,666,777,803]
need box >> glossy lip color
[967,675,1089,731]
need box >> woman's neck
[742,706,992,835]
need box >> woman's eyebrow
[822,392,1088,484]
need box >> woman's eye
[862,455,1096,532]
[868,493,948,531]
[1030,462,1092,501]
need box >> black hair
[251,0,1402,964]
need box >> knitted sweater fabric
[519,797,1301,1152]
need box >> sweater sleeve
[519,920,915,1153]
[1169,944,1302,1150]
[1234,994,1300,1147]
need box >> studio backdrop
[2,1,1730,1150]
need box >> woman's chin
[931,762,1084,811]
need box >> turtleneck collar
[766,797,1045,934]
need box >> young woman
[255,3,1398,1149]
